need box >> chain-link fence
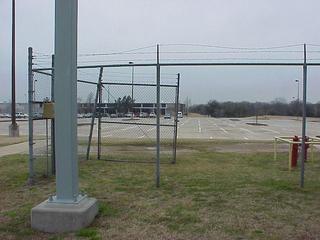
[29,49,180,181]
[30,70,54,179]
[84,73,180,164]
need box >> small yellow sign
[43,102,55,119]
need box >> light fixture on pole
[129,61,134,118]
[9,0,19,137]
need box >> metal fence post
[86,84,99,160]
[86,69,103,160]
[172,73,180,164]
[300,43,307,188]
[51,54,56,175]
[156,44,161,187]
[98,67,103,160]
[28,47,34,184]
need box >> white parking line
[220,127,228,134]
[138,135,145,139]
[121,126,137,131]
[209,118,218,126]
[240,128,255,134]
[243,137,249,140]
[198,120,202,133]
[262,128,280,134]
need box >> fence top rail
[71,80,178,87]
[32,61,320,71]
[101,82,177,88]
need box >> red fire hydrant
[291,135,299,168]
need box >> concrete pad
[31,197,98,233]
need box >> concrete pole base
[9,123,19,137]
[31,197,98,233]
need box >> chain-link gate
[85,70,180,164]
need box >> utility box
[43,102,55,119]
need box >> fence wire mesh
[30,63,180,179]
[31,71,54,178]
[83,67,179,164]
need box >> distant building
[78,102,185,115]
[0,103,28,114]
[0,102,185,116]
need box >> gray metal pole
[54,0,80,202]
[46,119,49,176]
[156,44,161,188]
[300,44,307,188]
[51,54,56,175]
[11,0,17,128]
[86,83,100,160]
[172,73,180,164]
[130,62,134,102]
[97,67,103,160]
[297,80,300,104]
[28,47,34,184]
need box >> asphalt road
[0,116,319,141]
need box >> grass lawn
[0,140,320,239]
[0,136,28,147]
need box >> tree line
[189,99,320,118]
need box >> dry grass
[0,136,28,147]
[1,141,320,240]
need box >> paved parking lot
[0,116,319,141]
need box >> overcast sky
[1,0,320,104]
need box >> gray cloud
[1,0,320,104]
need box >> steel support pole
[54,0,80,202]
[9,0,19,136]
[97,67,103,160]
[28,47,34,184]
[156,45,161,188]
[300,44,307,188]
[46,119,49,176]
[172,73,180,164]
[51,54,56,175]
[11,0,16,127]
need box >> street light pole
[9,0,19,137]
[129,61,134,117]
[295,79,300,103]
[129,61,134,100]
[295,79,300,119]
